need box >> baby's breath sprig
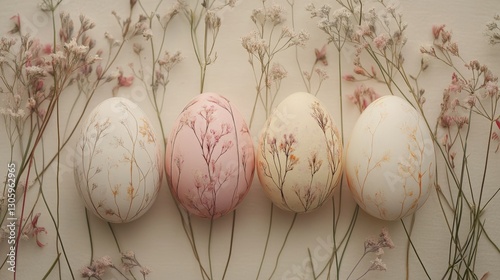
[178,0,236,93]
[127,0,183,147]
[241,2,309,279]
[287,1,329,97]
[345,228,395,280]
[242,0,309,128]
[486,14,500,45]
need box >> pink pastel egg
[165,93,255,219]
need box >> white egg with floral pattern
[165,92,255,219]
[74,97,163,223]
[257,92,343,213]
[345,95,435,221]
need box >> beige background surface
[1,0,499,279]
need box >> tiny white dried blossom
[64,38,89,55]
[49,51,66,62]
[86,54,101,64]
[305,3,315,12]
[270,63,287,81]
[205,10,221,29]
[80,266,95,278]
[142,28,153,40]
[158,51,183,71]
[251,8,266,24]
[267,4,286,26]
[241,31,267,54]
[98,256,113,267]
[122,250,135,259]
[26,97,36,111]
[108,69,121,81]
[369,257,387,271]
[140,266,152,276]
[1,108,25,118]
[290,29,310,47]
[332,7,352,22]
[162,3,181,24]
[307,3,331,19]
[485,81,499,97]
[373,33,390,50]
[25,66,47,77]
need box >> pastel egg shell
[257,92,343,213]
[345,95,435,221]
[74,97,163,223]
[165,92,255,219]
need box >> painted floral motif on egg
[257,92,343,213]
[165,93,255,219]
[74,97,163,223]
[345,95,435,221]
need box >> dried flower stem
[180,0,233,93]
[318,1,500,278]
[242,0,309,128]
[0,0,129,277]
[256,203,273,280]
[266,212,298,280]
[288,0,328,96]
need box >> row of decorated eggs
[73,92,435,223]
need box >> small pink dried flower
[432,24,446,39]
[343,74,356,81]
[42,43,52,54]
[9,14,21,34]
[315,44,327,65]
[353,66,365,75]
[118,75,134,87]
[373,33,390,50]
[348,84,380,113]
[112,68,134,96]
[22,213,47,247]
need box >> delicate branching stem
[401,220,431,279]
[222,210,236,280]
[256,203,273,280]
[267,213,298,280]
[208,218,214,280]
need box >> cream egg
[257,92,343,213]
[345,95,435,221]
[74,97,163,223]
